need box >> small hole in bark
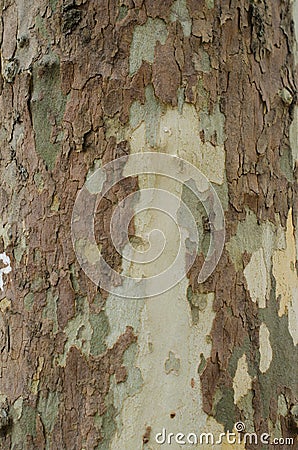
[170,412,176,419]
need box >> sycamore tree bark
[0,0,297,449]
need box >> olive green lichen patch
[192,48,211,73]
[43,289,59,334]
[228,337,253,379]
[13,235,27,265]
[31,53,67,170]
[90,311,110,357]
[58,296,92,366]
[33,172,45,192]
[37,390,59,446]
[226,209,275,271]
[205,0,214,9]
[105,343,143,448]
[119,342,143,397]
[280,145,294,182]
[129,85,161,147]
[109,342,143,439]
[257,292,297,420]
[199,102,225,146]
[170,0,192,37]
[11,404,36,447]
[96,404,117,450]
[236,390,255,433]
[129,19,168,75]
[187,286,214,324]
[57,293,114,367]
[198,353,207,375]
[49,0,58,12]
[117,4,128,21]
[35,14,50,41]
[214,387,236,432]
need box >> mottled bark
[0,0,297,449]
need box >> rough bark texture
[0,0,297,449]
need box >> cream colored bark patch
[259,323,272,373]
[244,248,267,308]
[129,103,226,185]
[108,280,215,450]
[288,287,298,346]
[233,354,252,404]
[273,209,298,345]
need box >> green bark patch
[37,391,59,439]
[257,287,298,420]
[129,85,161,147]
[96,405,117,450]
[129,18,168,75]
[90,311,110,357]
[214,387,236,432]
[31,54,67,170]
[11,404,36,447]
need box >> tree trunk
[0,0,297,449]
